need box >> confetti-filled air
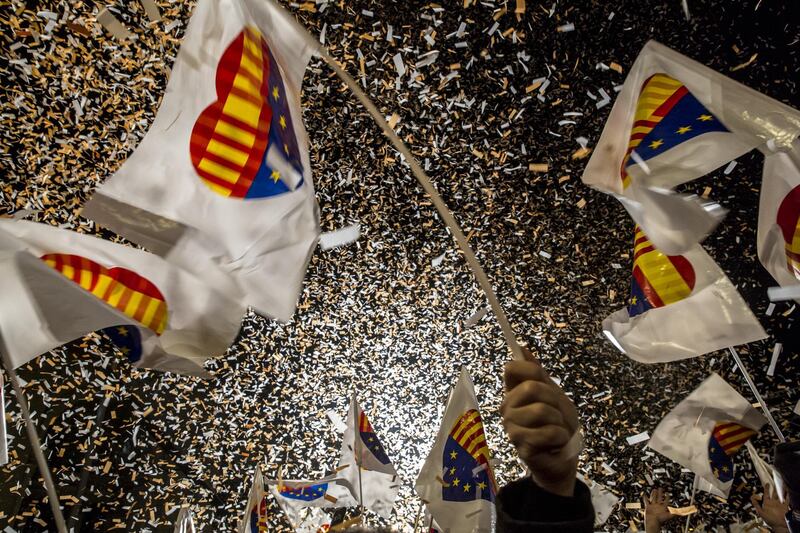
[0,0,798,531]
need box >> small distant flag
[266,476,352,532]
[83,0,320,323]
[237,467,266,533]
[415,368,497,531]
[583,40,800,253]
[648,373,766,496]
[0,220,244,376]
[337,395,399,519]
[758,141,800,301]
[603,225,766,363]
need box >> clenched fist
[501,354,580,497]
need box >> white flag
[648,374,766,496]
[266,476,357,508]
[83,0,320,322]
[582,40,800,254]
[237,467,267,533]
[266,481,335,533]
[415,368,497,533]
[603,226,766,363]
[173,508,196,533]
[0,220,244,376]
[758,141,800,301]
[576,474,620,526]
[745,442,782,501]
[336,395,399,519]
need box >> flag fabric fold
[758,140,800,300]
[415,368,497,533]
[82,0,320,322]
[603,225,766,363]
[173,508,197,533]
[238,467,267,533]
[582,40,800,254]
[336,395,399,519]
[0,220,244,376]
[745,441,782,500]
[648,373,767,496]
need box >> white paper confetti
[319,224,361,250]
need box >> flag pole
[683,475,698,533]
[0,331,68,533]
[67,392,112,531]
[261,0,523,361]
[727,347,786,442]
[412,499,423,532]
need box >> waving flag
[416,368,497,532]
[83,0,319,322]
[649,373,766,496]
[758,141,800,300]
[583,40,800,254]
[337,395,399,519]
[603,226,766,363]
[269,482,331,533]
[237,468,267,533]
[266,476,352,532]
[0,220,243,376]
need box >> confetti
[96,8,133,40]
[1,2,796,531]
[319,224,361,250]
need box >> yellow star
[722,466,729,473]
[279,115,287,128]
[272,86,280,100]
[450,451,457,460]
[119,347,130,355]
[449,467,456,475]
[452,478,460,487]
[649,139,664,150]
[117,326,129,336]
[698,114,713,121]
[676,125,692,134]
[271,170,281,183]
[630,296,637,305]
[477,481,487,490]
[463,483,471,492]
[284,143,289,154]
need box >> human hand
[644,487,676,533]
[501,352,580,497]
[752,492,789,532]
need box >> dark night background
[0,0,798,531]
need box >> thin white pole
[0,332,67,533]
[261,0,523,361]
[728,347,786,442]
[683,475,698,533]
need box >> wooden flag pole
[258,0,523,361]
[728,347,786,442]
[0,331,68,533]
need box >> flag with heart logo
[83,0,319,322]
[602,225,766,363]
[582,40,800,254]
[0,219,244,376]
